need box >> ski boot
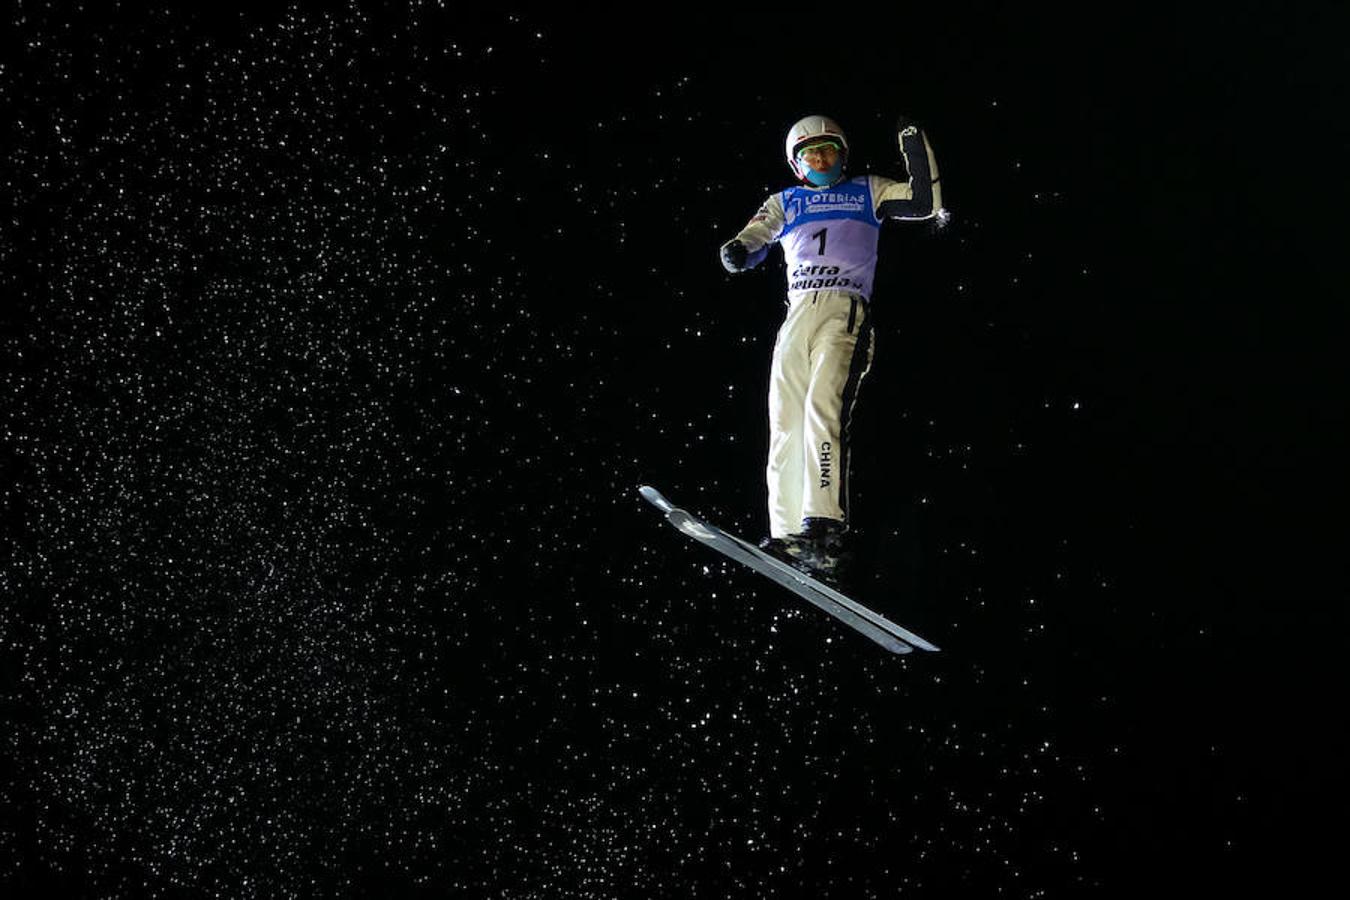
[757,533,808,566]
[796,517,854,585]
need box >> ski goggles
[795,138,844,160]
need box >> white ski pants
[767,289,875,539]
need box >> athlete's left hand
[896,114,921,137]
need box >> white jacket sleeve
[728,193,786,253]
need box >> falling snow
[1,4,1339,899]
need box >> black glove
[896,115,924,179]
[720,240,749,273]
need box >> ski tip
[637,485,674,513]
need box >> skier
[719,114,944,579]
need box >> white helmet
[784,115,849,185]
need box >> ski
[638,485,939,655]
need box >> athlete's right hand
[720,240,749,273]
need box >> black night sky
[2,3,1344,897]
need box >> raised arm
[873,118,944,221]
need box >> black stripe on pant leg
[837,307,873,523]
